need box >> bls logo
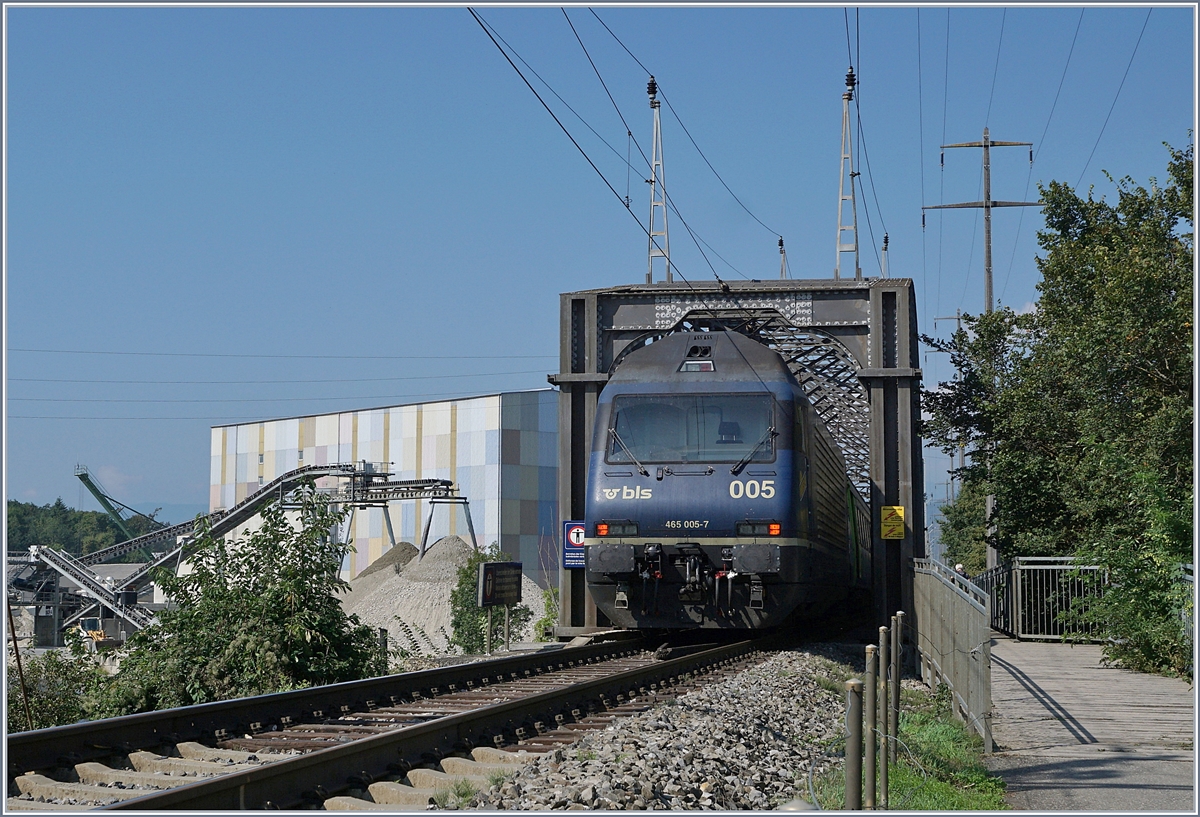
[602,486,653,500]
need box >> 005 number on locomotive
[728,479,775,499]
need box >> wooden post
[865,645,877,809]
[7,598,34,732]
[891,612,903,764]
[878,625,889,809]
[845,679,864,810]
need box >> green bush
[448,543,532,654]
[533,585,559,641]
[1064,468,1193,678]
[95,485,383,715]
[6,632,109,732]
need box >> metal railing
[913,558,992,752]
[973,557,1105,641]
[1179,564,1193,635]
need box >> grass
[486,768,513,788]
[809,670,1007,811]
[432,778,479,809]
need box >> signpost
[881,506,905,540]
[563,520,586,569]
[477,561,522,653]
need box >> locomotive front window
[607,394,774,464]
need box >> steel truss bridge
[550,279,925,629]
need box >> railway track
[8,634,775,811]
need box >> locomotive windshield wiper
[609,428,649,476]
[730,427,778,475]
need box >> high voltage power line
[10,348,554,360]
[1075,8,1152,187]
[1000,7,1085,303]
[11,370,548,386]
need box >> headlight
[596,521,638,537]
[737,521,782,536]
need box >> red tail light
[768,523,782,536]
[595,523,610,536]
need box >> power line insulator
[845,67,856,89]
[647,76,657,99]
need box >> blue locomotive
[584,329,871,629]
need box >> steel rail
[7,636,644,779]
[101,637,770,810]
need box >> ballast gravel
[467,646,859,811]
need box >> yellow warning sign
[881,505,905,539]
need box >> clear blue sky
[4,4,1194,527]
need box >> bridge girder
[551,279,924,630]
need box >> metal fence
[1180,564,1193,634]
[913,558,993,752]
[972,557,1105,641]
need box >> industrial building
[209,389,559,586]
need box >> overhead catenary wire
[588,8,782,240]
[561,8,650,174]
[844,9,854,68]
[560,9,755,278]
[468,9,632,228]
[476,10,746,281]
[564,13,793,392]
[471,6,799,401]
[471,8,717,311]
[471,10,635,195]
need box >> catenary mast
[646,76,672,283]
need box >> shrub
[448,542,532,654]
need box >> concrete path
[985,635,1195,811]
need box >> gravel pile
[340,536,546,654]
[470,647,851,811]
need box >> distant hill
[6,498,168,560]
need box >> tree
[935,480,988,577]
[96,485,384,715]
[6,498,166,561]
[6,632,109,732]
[922,141,1192,675]
[448,543,532,655]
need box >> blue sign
[563,520,586,569]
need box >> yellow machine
[77,617,107,643]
